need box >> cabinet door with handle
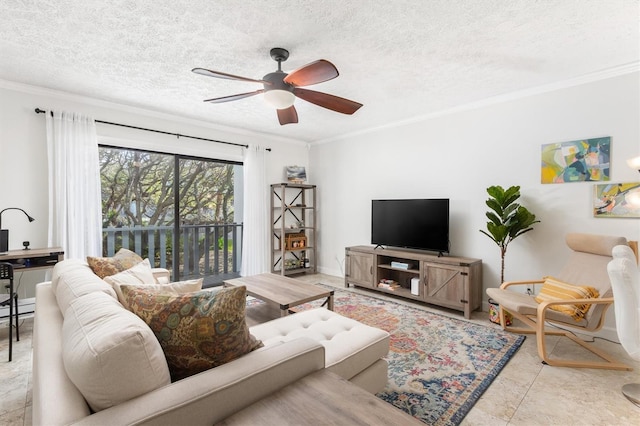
[345,250,375,288]
[421,262,468,310]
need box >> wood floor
[1,273,639,425]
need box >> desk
[0,247,64,271]
[0,247,64,316]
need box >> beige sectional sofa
[32,259,390,425]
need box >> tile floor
[1,273,639,425]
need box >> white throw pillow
[105,259,204,309]
[104,258,156,305]
[62,291,171,412]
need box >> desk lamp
[0,208,35,252]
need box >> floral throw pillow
[121,285,263,381]
[87,248,143,279]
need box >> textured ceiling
[1,0,638,143]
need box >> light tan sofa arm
[151,268,171,284]
[33,283,91,426]
[72,338,325,426]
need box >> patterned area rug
[249,286,525,425]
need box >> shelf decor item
[285,232,307,250]
[286,166,306,183]
[480,185,539,284]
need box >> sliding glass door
[98,146,243,285]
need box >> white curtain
[240,144,269,276]
[46,111,102,259]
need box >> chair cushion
[534,276,599,321]
[122,285,263,381]
[62,291,171,412]
[565,233,627,257]
[485,287,589,327]
[86,248,143,279]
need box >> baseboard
[317,266,342,278]
[0,296,35,318]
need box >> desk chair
[0,262,19,361]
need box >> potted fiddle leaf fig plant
[480,185,540,284]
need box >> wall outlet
[526,287,533,295]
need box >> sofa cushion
[122,285,263,381]
[53,259,117,316]
[87,248,143,279]
[250,308,390,381]
[62,291,171,412]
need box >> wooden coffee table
[224,273,334,317]
[216,370,423,425]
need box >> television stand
[344,245,482,319]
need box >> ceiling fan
[192,48,363,125]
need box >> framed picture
[593,182,640,218]
[541,137,610,184]
[286,166,306,183]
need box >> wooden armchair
[486,233,632,370]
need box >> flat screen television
[371,199,449,254]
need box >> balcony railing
[102,223,243,284]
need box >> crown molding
[315,62,640,145]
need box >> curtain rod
[34,108,271,151]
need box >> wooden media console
[344,245,482,319]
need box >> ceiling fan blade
[204,90,264,103]
[293,88,362,115]
[283,60,339,86]
[277,106,299,125]
[192,68,268,84]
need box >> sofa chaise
[32,259,390,425]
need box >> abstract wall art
[593,182,640,218]
[541,137,610,184]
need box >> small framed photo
[286,166,306,183]
[593,182,640,218]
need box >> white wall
[0,81,309,297]
[311,72,640,339]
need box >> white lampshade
[264,90,295,109]
[626,190,640,207]
[627,155,640,171]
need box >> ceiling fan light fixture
[264,89,295,109]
